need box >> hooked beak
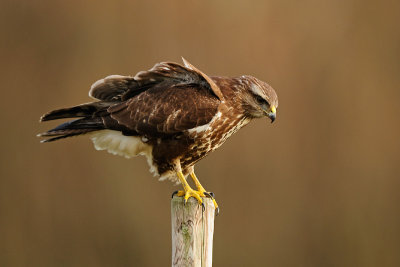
[268,105,276,123]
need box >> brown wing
[107,80,220,136]
[96,59,223,136]
[39,58,222,141]
[89,58,223,102]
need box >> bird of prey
[38,58,278,212]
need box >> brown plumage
[38,58,278,212]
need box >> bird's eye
[255,95,268,106]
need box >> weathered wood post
[171,196,215,267]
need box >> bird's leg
[189,172,219,213]
[174,171,204,208]
[189,172,208,196]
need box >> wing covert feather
[108,83,220,136]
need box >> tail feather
[38,117,105,142]
[40,102,111,122]
[40,132,89,143]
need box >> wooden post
[171,196,215,267]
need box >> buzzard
[38,58,278,213]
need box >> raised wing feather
[89,58,223,102]
[89,75,136,101]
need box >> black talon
[203,192,215,199]
[204,192,212,198]
[172,190,179,198]
[204,192,215,199]
[201,203,205,212]
[215,207,220,216]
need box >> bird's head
[239,76,278,122]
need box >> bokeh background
[1,0,399,266]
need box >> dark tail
[38,102,109,142]
[40,102,110,121]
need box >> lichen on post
[171,196,215,267]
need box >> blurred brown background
[1,0,399,266]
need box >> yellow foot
[172,188,204,209]
[172,190,219,215]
